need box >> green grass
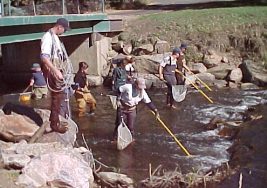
[139,6,267,33]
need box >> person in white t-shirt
[113,78,159,140]
[40,18,71,134]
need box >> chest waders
[176,55,186,85]
[46,30,76,133]
[163,57,177,106]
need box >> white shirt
[41,31,64,60]
[119,84,151,107]
[160,56,177,67]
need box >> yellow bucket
[19,93,31,102]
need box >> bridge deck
[0,13,123,44]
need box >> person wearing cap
[40,18,71,134]
[176,43,188,84]
[29,63,48,99]
[159,47,181,109]
[113,78,159,139]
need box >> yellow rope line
[151,111,191,156]
[183,66,212,91]
[175,69,213,103]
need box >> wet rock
[240,83,259,90]
[218,126,238,138]
[205,117,221,130]
[98,172,134,188]
[239,60,267,86]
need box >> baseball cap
[56,18,70,31]
[31,63,41,69]
[172,47,181,54]
[136,78,146,89]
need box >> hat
[56,18,70,31]
[31,63,40,70]
[180,43,187,49]
[136,78,146,89]
[172,47,181,54]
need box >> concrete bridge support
[1,33,112,87]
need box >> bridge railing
[0,0,105,17]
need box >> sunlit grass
[138,6,267,33]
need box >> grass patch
[136,6,267,33]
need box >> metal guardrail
[0,0,105,17]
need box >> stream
[1,86,266,184]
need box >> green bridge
[0,13,122,44]
[0,0,123,86]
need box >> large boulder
[16,151,93,188]
[134,54,163,74]
[207,64,235,80]
[193,72,216,86]
[202,50,222,68]
[0,110,39,142]
[228,68,243,83]
[133,44,154,56]
[0,108,77,146]
[154,40,170,54]
[190,63,207,73]
[239,60,267,86]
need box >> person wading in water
[113,78,159,140]
[159,47,181,109]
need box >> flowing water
[1,86,266,184]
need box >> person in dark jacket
[74,61,96,116]
[159,48,181,109]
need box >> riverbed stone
[239,60,267,86]
[194,72,215,86]
[154,40,170,54]
[214,79,228,88]
[0,110,39,142]
[207,63,235,80]
[190,63,207,73]
[98,172,134,188]
[240,83,259,90]
[228,68,243,83]
[16,151,93,188]
[133,44,154,55]
[134,55,161,74]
